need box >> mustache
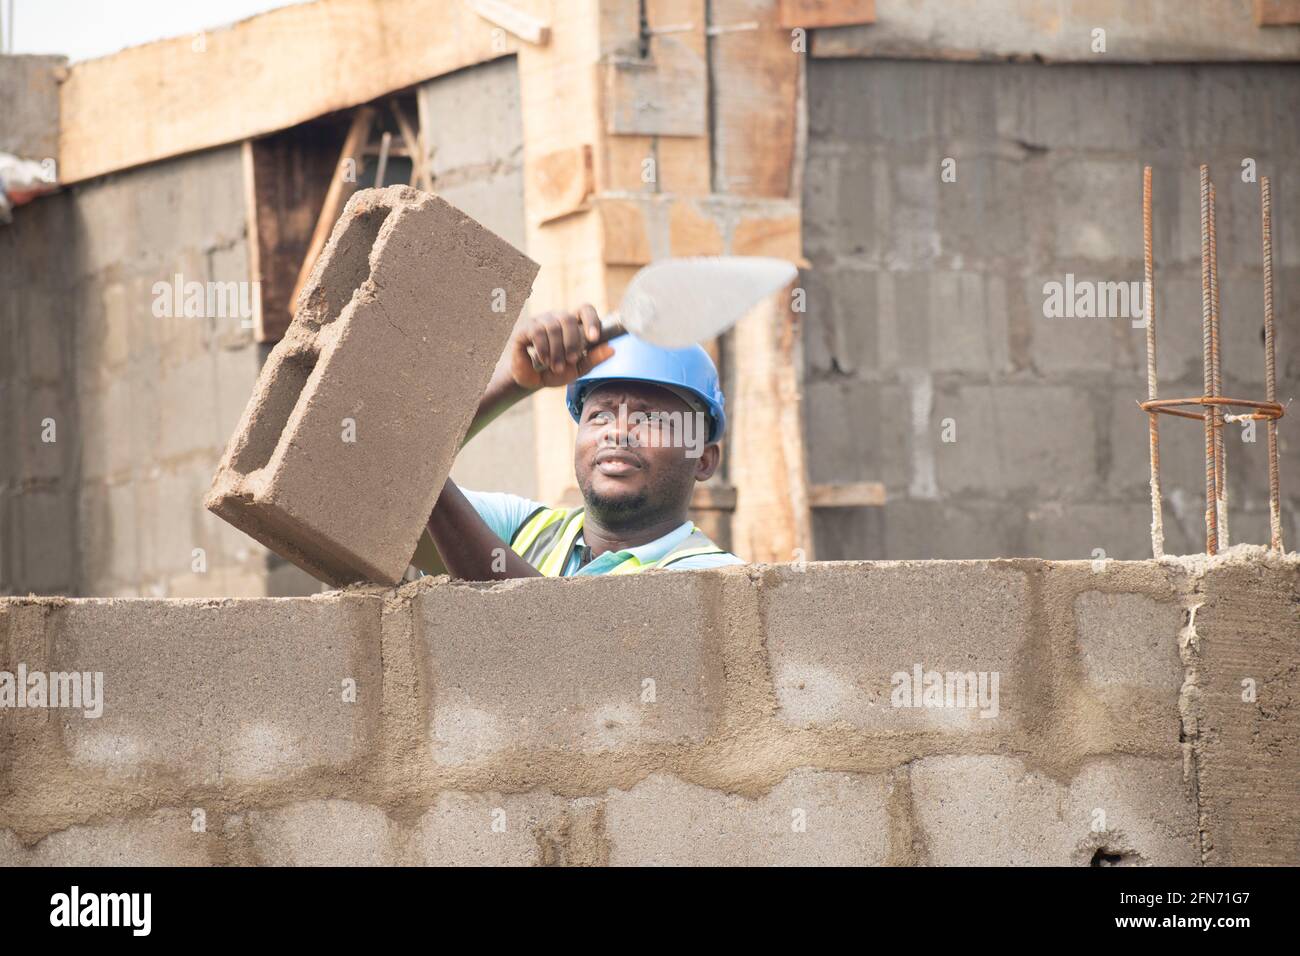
[593,446,645,467]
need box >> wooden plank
[388,99,433,193]
[808,481,886,508]
[690,480,737,551]
[732,207,802,260]
[606,0,707,138]
[728,286,814,563]
[654,135,712,195]
[58,0,518,184]
[668,199,724,256]
[529,144,595,224]
[242,141,265,339]
[1256,0,1300,25]
[778,0,875,29]
[469,0,552,44]
[605,57,707,137]
[691,484,739,511]
[290,107,374,313]
[710,0,800,197]
[598,197,654,265]
[595,2,709,192]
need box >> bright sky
[6,0,311,62]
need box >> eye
[587,409,614,425]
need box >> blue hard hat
[566,336,726,442]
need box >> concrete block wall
[803,59,1300,561]
[0,146,322,598]
[1,554,1293,866]
[0,55,65,161]
[0,187,78,595]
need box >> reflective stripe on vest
[510,507,726,576]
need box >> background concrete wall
[814,0,1300,62]
[1,554,1293,865]
[0,147,321,598]
[1,56,534,598]
[0,55,65,160]
[418,57,538,501]
[802,59,1300,561]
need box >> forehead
[582,381,690,413]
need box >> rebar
[1262,176,1284,552]
[1143,166,1164,558]
[1209,181,1228,546]
[1199,165,1219,554]
[1140,163,1285,557]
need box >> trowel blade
[617,256,798,349]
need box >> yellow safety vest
[509,506,727,577]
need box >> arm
[422,305,614,580]
[425,478,542,580]
[464,304,615,445]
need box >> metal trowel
[527,255,798,370]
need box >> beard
[579,479,651,523]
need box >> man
[424,304,744,579]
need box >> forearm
[463,367,534,446]
[463,306,613,447]
[425,478,542,581]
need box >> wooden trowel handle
[527,312,626,372]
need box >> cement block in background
[207,186,538,585]
[413,574,725,766]
[604,770,890,866]
[0,810,209,866]
[39,594,382,787]
[16,489,77,595]
[1193,560,1300,865]
[1023,501,1158,562]
[878,499,1028,561]
[763,562,1032,734]
[910,755,1199,865]
[935,384,1098,499]
[0,55,65,160]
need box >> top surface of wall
[814,0,1300,61]
[1,552,1295,865]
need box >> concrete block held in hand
[206,186,539,585]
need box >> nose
[597,405,644,448]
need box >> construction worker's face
[574,382,719,522]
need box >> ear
[693,443,720,482]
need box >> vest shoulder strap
[511,506,584,576]
[655,527,729,568]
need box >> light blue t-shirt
[463,489,745,575]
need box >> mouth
[593,449,643,477]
